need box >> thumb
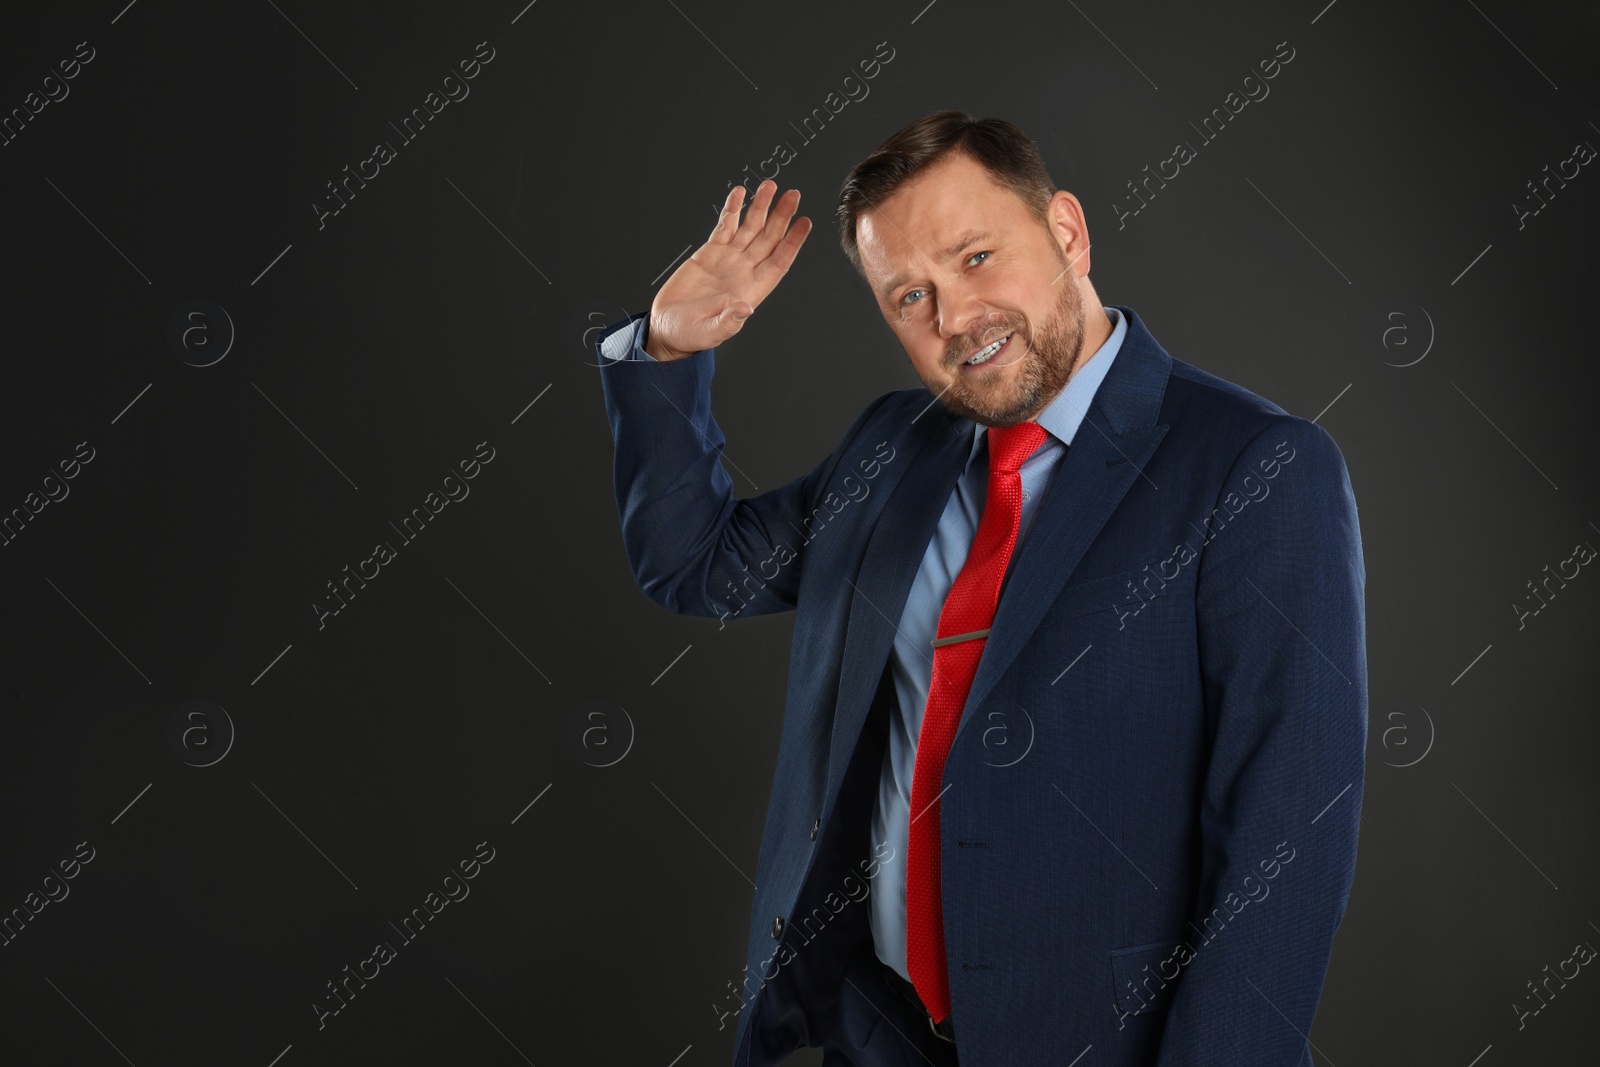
[721,300,754,326]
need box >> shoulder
[1161,354,1349,481]
[844,387,966,446]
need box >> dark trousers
[817,937,961,1067]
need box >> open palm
[647,179,812,360]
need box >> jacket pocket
[1108,938,1182,1017]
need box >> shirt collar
[965,305,1127,467]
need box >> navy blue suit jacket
[596,304,1367,1066]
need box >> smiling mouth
[960,332,1013,371]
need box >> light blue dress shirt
[601,307,1128,982]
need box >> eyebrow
[877,229,993,300]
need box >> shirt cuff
[597,312,659,363]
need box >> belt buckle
[928,1014,957,1044]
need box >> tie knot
[986,421,1048,473]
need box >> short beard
[927,250,1087,428]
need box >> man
[595,110,1366,1066]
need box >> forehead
[857,151,1030,290]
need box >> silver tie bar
[931,627,991,648]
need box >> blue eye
[898,251,991,306]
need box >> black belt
[880,962,957,1045]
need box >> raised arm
[597,180,880,622]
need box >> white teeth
[967,334,1008,365]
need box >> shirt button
[771,916,784,939]
[810,818,820,840]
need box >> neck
[1077,305,1114,374]
[1012,304,1113,423]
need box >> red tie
[906,419,1048,1024]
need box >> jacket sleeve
[596,312,892,622]
[1148,416,1367,1066]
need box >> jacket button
[771,916,784,939]
[810,818,820,840]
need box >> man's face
[857,151,1094,428]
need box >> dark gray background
[1,0,1596,1064]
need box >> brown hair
[836,110,1058,276]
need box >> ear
[1046,190,1090,276]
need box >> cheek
[910,344,944,375]
[887,319,938,366]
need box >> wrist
[643,337,692,362]
[642,319,692,362]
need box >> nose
[936,275,989,346]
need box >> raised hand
[644,179,812,361]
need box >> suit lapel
[956,306,1172,743]
[824,405,969,812]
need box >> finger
[709,184,748,245]
[758,214,812,280]
[744,188,801,262]
[730,179,778,250]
